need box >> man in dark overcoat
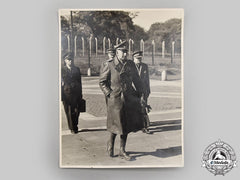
[61,52,82,134]
[133,51,151,134]
[99,41,144,161]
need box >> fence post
[132,40,134,53]
[140,39,142,51]
[87,37,91,76]
[103,37,106,54]
[89,36,92,57]
[140,39,144,56]
[152,40,155,65]
[70,11,74,54]
[67,35,70,52]
[108,38,111,49]
[116,38,119,45]
[95,37,98,57]
[142,40,144,56]
[172,41,175,57]
[129,39,131,54]
[87,48,91,76]
[171,41,175,63]
[74,36,77,57]
[162,41,165,58]
[81,37,84,56]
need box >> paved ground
[60,77,183,168]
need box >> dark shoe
[119,150,132,161]
[107,141,114,157]
[145,129,151,134]
[142,128,150,134]
[71,129,78,134]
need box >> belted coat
[99,57,145,135]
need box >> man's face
[108,52,115,59]
[133,56,142,64]
[64,58,73,67]
[116,49,127,61]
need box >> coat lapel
[113,57,123,73]
[113,57,127,75]
[135,63,142,77]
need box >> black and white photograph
[4,0,240,179]
[59,9,184,168]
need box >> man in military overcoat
[133,51,151,134]
[104,48,116,105]
[61,52,83,134]
[99,41,144,161]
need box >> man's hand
[140,96,146,107]
[107,90,113,98]
[146,105,152,113]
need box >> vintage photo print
[59,9,184,168]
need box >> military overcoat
[99,57,144,135]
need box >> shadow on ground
[77,119,182,134]
[149,125,181,134]
[78,128,106,133]
[148,119,181,134]
[128,146,182,160]
[150,119,181,126]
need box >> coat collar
[113,57,125,73]
[135,63,142,76]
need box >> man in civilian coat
[133,51,151,134]
[99,41,145,161]
[61,52,83,134]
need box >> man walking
[61,52,83,134]
[132,51,151,134]
[99,41,145,161]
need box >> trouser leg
[120,134,127,151]
[63,102,78,133]
[142,114,150,134]
[119,134,131,161]
[107,133,116,157]
[63,102,74,130]
[110,133,116,143]
[71,108,79,133]
[144,115,150,128]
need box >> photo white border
[58,8,184,168]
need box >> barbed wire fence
[61,35,181,76]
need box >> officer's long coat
[136,63,150,102]
[99,57,144,135]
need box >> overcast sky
[59,9,183,31]
[130,9,183,31]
